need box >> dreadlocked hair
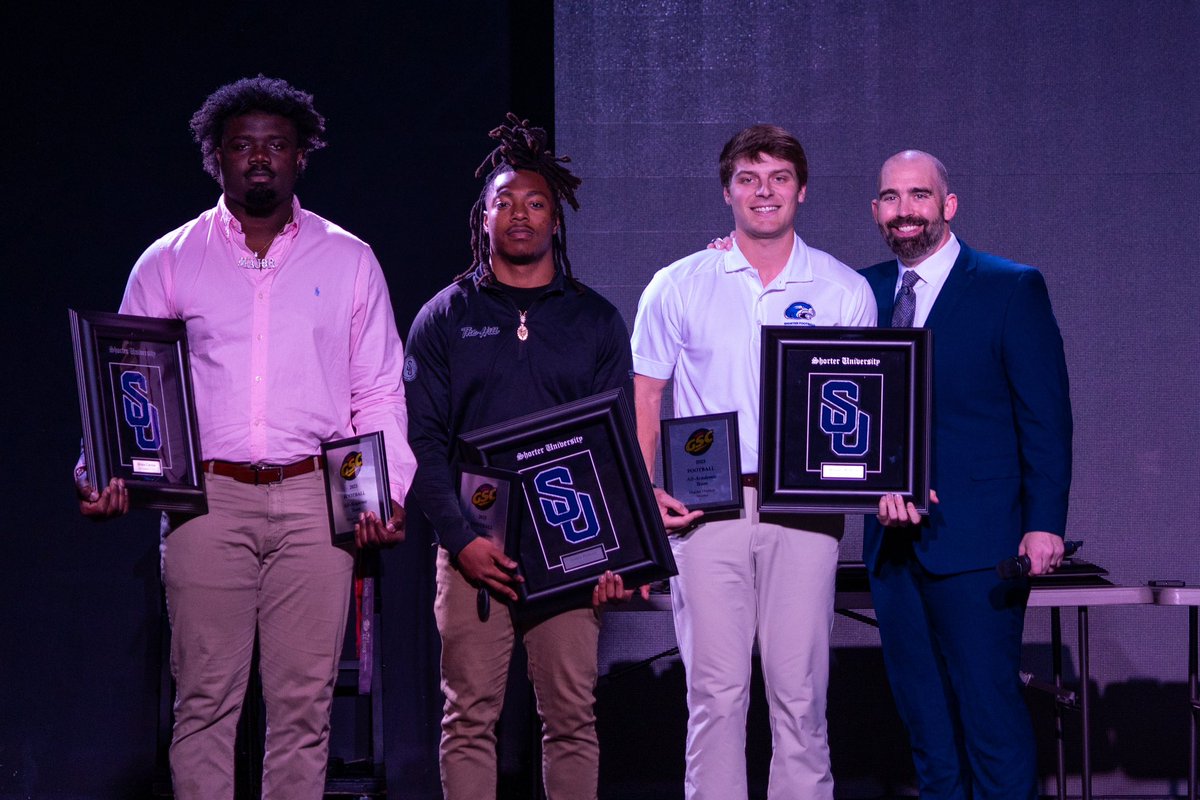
[460,113,583,286]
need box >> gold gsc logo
[472,484,498,510]
[340,451,363,480]
[684,428,714,456]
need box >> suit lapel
[924,240,976,329]
[873,261,900,324]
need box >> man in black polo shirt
[403,115,634,800]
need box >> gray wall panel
[563,1,1200,795]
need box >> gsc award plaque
[457,464,521,551]
[70,309,206,513]
[321,431,391,546]
[660,412,742,512]
[758,326,931,514]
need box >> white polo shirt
[632,233,877,471]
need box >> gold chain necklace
[253,213,294,259]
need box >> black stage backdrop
[557,2,1199,798]
[1,3,549,798]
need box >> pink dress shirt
[121,195,416,503]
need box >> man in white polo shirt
[631,124,876,800]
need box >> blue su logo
[819,379,869,457]
[120,370,162,450]
[533,466,601,544]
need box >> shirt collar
[724,232,813,283]
[216,194,303,246]
[899,232,959,286]
[472,262,566,294]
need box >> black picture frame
[758,326,932,514]
[70,309,206,513]
[660,412,743,513]
[458,388,676,618]
[320,431,392,546]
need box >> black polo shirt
[404,265,633,556]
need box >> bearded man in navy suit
[861,150,1072,800]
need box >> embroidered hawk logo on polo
[784,301,816,325]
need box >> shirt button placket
[753,291,766,355]
[250,283,271,461]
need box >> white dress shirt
[893,234,961,326]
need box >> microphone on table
[996,540,1083,580]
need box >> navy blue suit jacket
[861,241,1072,575]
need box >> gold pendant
[517,310,528,341]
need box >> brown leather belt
[203,456,324,486]
[741,473,758,488]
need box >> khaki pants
[435,547,601,800]
[161,472,353,800]
[671,487,840,800]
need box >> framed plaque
[70,309,206,513]
[321,431,392,546]
[458,388,676,617]
[758,326,931,514]
[457,463,522,551]
[660,412,742,512]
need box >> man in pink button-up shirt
[76,76,416,800]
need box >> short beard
[494,244,551,267]
[882,214,946,263]
[244,186,280,217]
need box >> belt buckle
[252,464,285,485]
